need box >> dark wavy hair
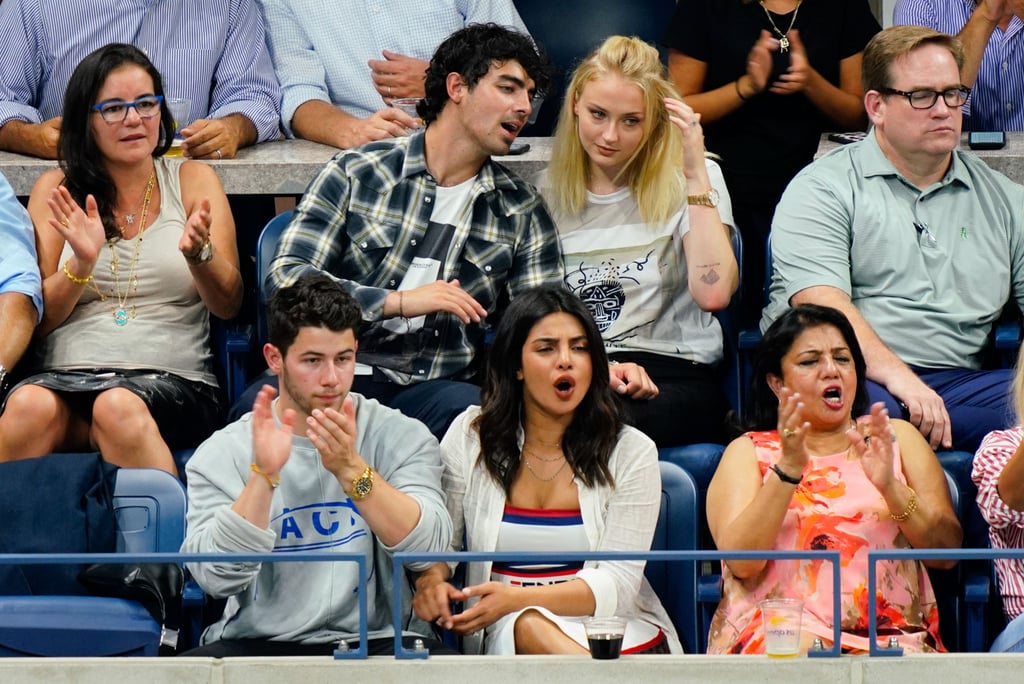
[746,304,869,431]
[59,43,174,241]
[419,23,551,124]
[474,285,620,493]
[267,273,362,356]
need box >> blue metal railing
[13,546,997,659]
[866,547,1023,656]
[392,549,842,659]
[0,551,368,659]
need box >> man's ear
[264,342,283,375]
[865,90,885,127]
[446,72,468,103]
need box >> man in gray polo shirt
[762,25,1024,452]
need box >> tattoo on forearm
[698,263,720,285]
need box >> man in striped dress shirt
[895,0,1024,131]
[258,0,529,149]
[0,0,281,159]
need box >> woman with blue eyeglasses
[0,43,242,476]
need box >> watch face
[353,476,372,499]
[706,189,720,207]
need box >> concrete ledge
[4,654,1024,684]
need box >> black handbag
[78,561,184,651]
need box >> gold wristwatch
[186,238,214,265]
[687,188,720,207]
[349,465,374,500]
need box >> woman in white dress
[413,285,680,654]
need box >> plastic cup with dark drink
[584,616,626,660]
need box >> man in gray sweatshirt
[182,273,453,656]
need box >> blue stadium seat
[255,210,295,348]
[514,0,679,136]
[646,461,701,653]
[0,468,186,656]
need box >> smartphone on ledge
[507,142,531,155]
[827,131,867,145]
[968,131,1006,150]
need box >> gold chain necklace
[760,0,801,53]
[107,172,155,326]
[522,450,568,482]
[115,177,153,234]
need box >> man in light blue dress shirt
[0,172,42,397]
[257,0,527,148]
[0,0,282,159]
[895,0,1024,130]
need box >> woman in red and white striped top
[973,349,1024,651]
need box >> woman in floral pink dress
[706,304,961,654]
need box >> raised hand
[743,30,778,96]
[664,97,707,181]
[776,386,811,475]
[47,186,105,267]
[306,396,361,480]
[847,402,898,491]
[251,384,295,478]
[770,30,810,95]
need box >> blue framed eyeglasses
[92,95,164,123]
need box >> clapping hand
[847,402,898,490]
[251,384,294,478]
[770,30,810,95]
[47,185,105,268]
[776,386,811,475]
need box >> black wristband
[771,463,802,485]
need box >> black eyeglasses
[877,86,970,110]
[92,95,164,123]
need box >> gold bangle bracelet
[890,487,918,522]
[62,258,92,285]
[398,291,404,318]
[250,462,281,489]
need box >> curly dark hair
[267,273,362,356]
[418,22,551,123]
[59,43,174,241]
[746,304,869,431]
[474,285,620,493]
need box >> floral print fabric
[706,430,944,654]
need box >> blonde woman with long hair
[535,35,739,447]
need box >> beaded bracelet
[890,487,918,522]
[250,463,281,489]
[62,258,92,285]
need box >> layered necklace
[100,172,156,326]
[760,0,802,53]
[522,445,568,482]
[115,178,152,235]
